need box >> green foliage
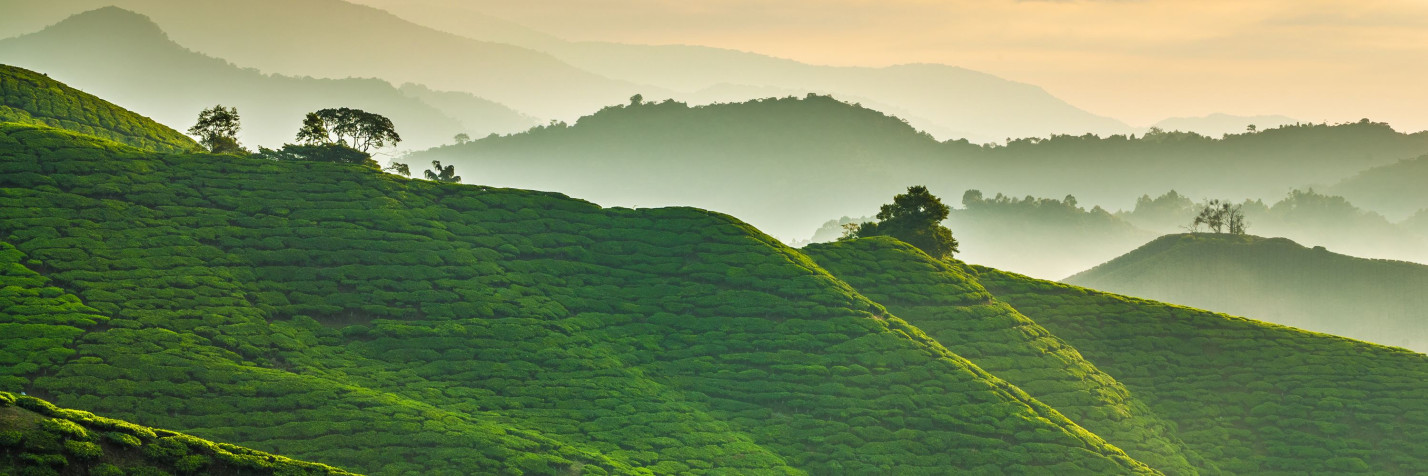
[0,391,357,475]
[188,104,246,154]
[296,108,401,153]
[848,186,959,259]
[0,64,197,153]
[0,121,1153,474]
[255,143,377,168]
[977,265,1428,474]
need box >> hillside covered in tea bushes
[0,64,196,153]
[0,121,1156,474]
[0,391,356,475]
[976,266,1428,474]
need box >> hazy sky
[437,0,1428,130]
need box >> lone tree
[295,108,401,153]
[1191,199,1248,234]
[188,105,246,154]
[385,162,411,177]
[843,185,959,259]
[424,160,461,183]
[453,133,471,145]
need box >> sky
[430,0,1428,130]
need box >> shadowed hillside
[0,391,356,475]
[1330,154,1428,221]
[1064,233,1428,352]
[978,266,1428,474]
[0,121,1156,474]
[0,64,196,152]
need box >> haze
[356,0,1428,131]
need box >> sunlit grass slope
[0,64,197,153]
[976,266,1428,474]
[0,121,1154,474]
[805,237,1215,475]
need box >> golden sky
[461,0,1428,130]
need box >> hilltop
[1064,233,1428,352]
[0,64,196,152]
[0,391,356,475]
[977,266,1428,474]
[0,7,509,150]
[0,120,1158,474]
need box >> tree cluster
[1191,199,1247,234]
[296,108,401,153]
[844,186,959,259]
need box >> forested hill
[0,391,356,475]
[0,64,196,152]
[977,266,1428,474]
[0,121,1154,474]
[1330,154,1428,220]
[410,94,948,239]
[412,97,1428,240]
[1064,233,1428,352]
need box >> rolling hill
[0,7,490,151]
[0,391,356,475]
[1330,154,1428,221]
[1064,233,1428,352]
[0,64,196,153]
[977,265,1428,474]
[0,0,644,121]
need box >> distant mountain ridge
[1065,233,1428,352]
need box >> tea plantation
[0,65,197,153]
[0,390,357,475]
[0,121,1154,474]
[804,238,1214,475]
[976,266,1428,474]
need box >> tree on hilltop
[296,108,401,153]
[424,160,461,183]
[188,104,247,154]
[843,186,959,259]
[1191,199,1247,234]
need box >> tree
[424,160,461,183]
[385,162,411,177]
[295,108,401,153]
[630,94,644,106]
[1192,199,1248,234]
[453,133,471,145]
[188,105,246,154]
[845,186,959,259]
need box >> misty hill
[804,237,1213,474]
[410,95,948,240]
[0,8,487,151]
[1064,233,1428,352]
[397,83,538,138]
[0,391,355,475]
[0,0,645,121]
[977,265,1428,474]
[0,123,1158,474]
[949,191,1156,279]
[1330,154,1428,221]
[0,64,196,152]
[345,0,1130,143]
[1150,113,1298,138]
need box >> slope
[0,7,470,150]
[1064,233,1428,352]
[0,391,356,475]
[410,95,949,240]
[976,266,1428,474]
[0,0,644,121]
[0,122,1157,473]
[0,64,196,152]
[1330,154,1428,220]
[804,237,1213,475]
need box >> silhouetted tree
[385,162,411,177]
[1193,199,1247,234]
[630,94,644,106]
[297,108,401,152]
[424,160,461,183]
[454,133,471,145]
[188,105,246,154]
[845,186,959,258]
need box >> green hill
[0,391,356,475]
[803,237,1213,474]
[1064,233,1428,352]
[977,265,1428,474]
[0,64,196,152]
[0,122,1157,474]
[0,7,490,150]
